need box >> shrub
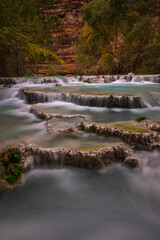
[0,148,23,188]
[136,116,148,122]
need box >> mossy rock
[0,148,24,193]
[83,80,92,84]
[100,121,147,133]
[76,145,106,152]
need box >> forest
[77,0,160,74]
[0,0,64,76]
[0,0,160,76]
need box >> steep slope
[45,0,89,74]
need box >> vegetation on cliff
[77,0,160,74]
[0,0,64,77]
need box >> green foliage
[0,148,23,191]
[45,15,62,32]
[27,43,65,65]
[142,34,160,73]
[0,148,21,166]
[77,0,158,74]
[136,116,148,122]
[0,0,64,76]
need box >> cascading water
[29,146,66,168]
[114,75,160,83]
[20,89,150,108]
[0,76,160,240]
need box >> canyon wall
[46,0,89,74]
[33,0,160,75]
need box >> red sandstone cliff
[32,0,160,75]
[45,0,89,74]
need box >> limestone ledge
[30,106,86,121]
[21,88,149,108]
[78,122,160,151]
[26,144,138,170]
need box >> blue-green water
[31,82,160,123]
[0,78,160,240]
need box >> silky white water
[0,77,160,240]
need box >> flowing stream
[0,77,160,240]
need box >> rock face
[45,0,89,74]
[20,88,150,108]
[26,144,138,170]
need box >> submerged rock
[46,118,83,134]
[30,106,86,121]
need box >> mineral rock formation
[26,144,138,170]
[30,106,86,121]
[78,122,159,150]
[20,88,150,108]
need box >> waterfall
[41,77,64,84]
[0,77,27,85]
[114,75,160,83]
[73,75,160,83]
[20,88,150,108]
[26,144,138,170]
[28,146,66,168]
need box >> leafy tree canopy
[0,0,63,76]
[77,0,160,74]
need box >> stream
[0,76,160,240]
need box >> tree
[77,0,158,74]
[0,0,64,76]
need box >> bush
[0,148,23,187]
[136,116,148,122]
[77,0,157,74]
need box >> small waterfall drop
[29,146,66,168]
